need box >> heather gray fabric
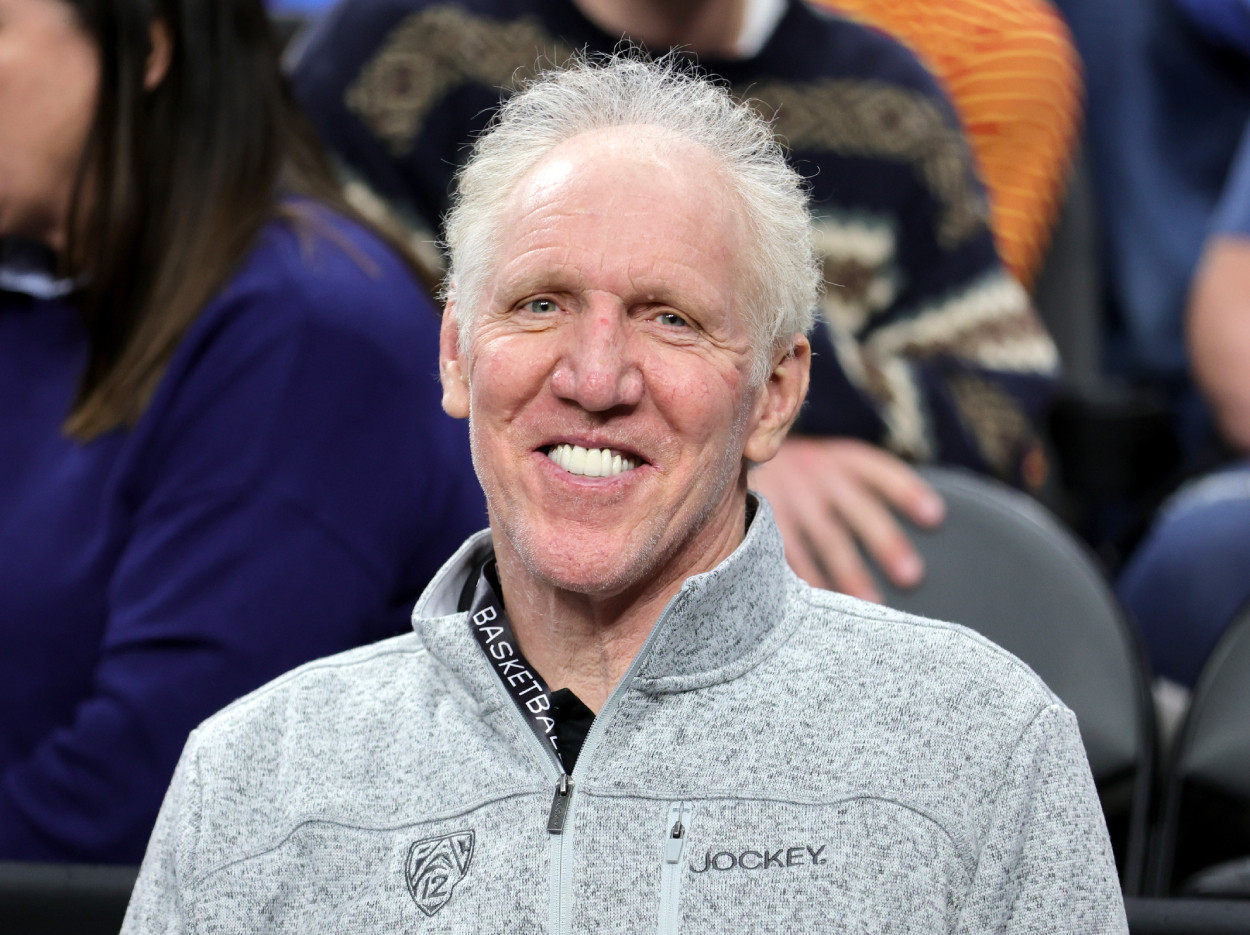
[122,497,1127,934]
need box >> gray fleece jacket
[122,497,1128,934]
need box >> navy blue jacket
[0,210,485,862]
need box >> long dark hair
[62,0,398,440]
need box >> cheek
[45,52,101,189]
[0,29,99,209]
[58,53,99,151]
[36,35,95,140]
[467,334,556,428]
[646,355,747,449]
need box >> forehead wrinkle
[623,254,732,317]
[508,126,745,232]
[499,210,730,309]
[488,127,753,327]
[489,204,592,299]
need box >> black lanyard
[467,561,563,767]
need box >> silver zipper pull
[547,773,574,834]
[665,821,685,863]
[664,802,690,863]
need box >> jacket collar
[0,238,75,300]
[412,493,794,697]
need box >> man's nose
[549,298,644,412]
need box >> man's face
[442,127,797,596]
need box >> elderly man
[124,58,1124,933]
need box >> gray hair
[443,54,821,385]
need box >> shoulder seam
[794,587,1058,702]
[202,636,430,724]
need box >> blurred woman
[0,0,484,862]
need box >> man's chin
[510,524,665,598]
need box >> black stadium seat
[1033,148,1104,397]
[1125,897,1250,935]
[867,466,1156,892]
[0,861,137,935]
[1149,603,1250,895]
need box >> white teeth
[547,444,639,477]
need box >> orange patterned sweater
[813,0,1082,288]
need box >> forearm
[0,687,191,862]
[1188,235,1250,452]
[800,324,1056,481]
[921,362,1056,486]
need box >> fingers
[781,524,833,591]
[823,468,923,590]
[839,441,945,529]
[762,475,881,600]
[751,437,941,597]
[750,459,829,588]
[795,501,883,602]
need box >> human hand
[749,437,945,602]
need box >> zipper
[485,593,691,935]
[547,772,575,932]
[547,773,574,833]
[546,602,687,935]
[658,801,693,935]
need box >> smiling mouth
[546,443,641,477]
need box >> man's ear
[145,19,173,90]
[439,300,470,419]
[743,333,811,463]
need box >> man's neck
[492,487,749,714]
[571,0,748,58]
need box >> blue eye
[526,299,557,314]
[657,312,689,327]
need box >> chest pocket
[572,795,968,935]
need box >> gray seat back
[1125,897,1250,935]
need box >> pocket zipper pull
[665,810,687,864]
[547,773,574,834]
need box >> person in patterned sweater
[289,0,1059,600]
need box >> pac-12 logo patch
[405,830,475,917]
